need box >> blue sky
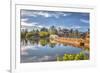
[21,9,90,32]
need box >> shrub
[39,31,49,38]
[63,54,69,61]
[56,52,89,61]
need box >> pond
[21,38,89,63]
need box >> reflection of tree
[49,43,56,48]
[21,39,28,46]
[39,38,49,46]
[63,43,68,46]
[21,29,28,40]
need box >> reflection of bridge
[52,37,89,49]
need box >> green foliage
[56,52,89,61]
[68,54,74,60]
[75,52,88,60]
[79,52,85,60]
[63,54,69,61]
[75,54,80,60]
[39,31,49,38]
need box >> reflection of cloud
[21,51,28,55]
[21,10,72,18]
[80,19,89,23]
[38,56,51,61]
[21,54,54,62]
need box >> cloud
[21,21,38,27]
[21,10,72,18]
[35,12,72,18]
[80,19,89,23]
[58,12,72,16]
[21,10,37,17]
[58,25,81,29]
[66,26,81,29]
[21,10,51,18]
[21,18,28,22]
[70,26,81,29]
[21,20,45,29]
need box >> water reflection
[21,38,89,63]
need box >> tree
[32,29,39,37]
[75,29,80,38]
[40,27,48,32]
[62,28,69,37]
[70,29,73,33]
[39,31,49,38]
[69,29,74,37]
[49,26,57,35]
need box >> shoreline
[52,37,89,49]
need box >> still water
[21,38,88,63]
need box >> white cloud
[58,12,72,16]
[36,12,51,18]
[21,21,37,27]
[71,26,81,29]
[21,21,45,29]
[21,18,28,22]
[21,10,50,18]
[21,10,37,17]
[58,25,81,29]
[80,19,89,23]
[21,10,72,18]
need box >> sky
[21,9,90,32]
